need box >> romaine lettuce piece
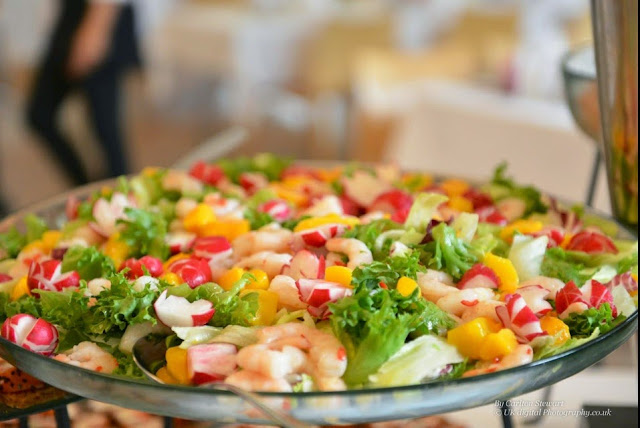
[508,235,548,282]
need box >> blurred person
[26,0,141,185]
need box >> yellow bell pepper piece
[218,267,246,291]
[324,266,353,288]
[165,347,190,384]
[183,204,216,235]
[200,219,250,242]
[479,328,518,361]
[159,272,182,286]
[396,276,418,297]
[483,253,519,294]
[156,366,178,384]
[102,233,130,268]
[294,214,360,232]
[240,289,279,326]
[20,240,47,257]
[441,179,469,197]
[448,196,474,213]
[499,219,544,242]
[10,276,30,301]
[539,315,570,346]
[447,317,501,359]
[246,269,269,290]
[41,230,61,252]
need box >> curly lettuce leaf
[563,303,625,337]
[244,207,275,230]
[217,153,292,183]
[118,207,169,260]
[0,214,48,259]
[418,223,478,281]
[401,193,449,245]
[343,219,402,259]
[61,246,116,280]
[0,293,42,321]
[351,251,425,291]
[485,163,547,217]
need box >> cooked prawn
[53,342,118,374]
[235,251,292,279]
[268,275,308,310]
[224,370,293,392]
[436,288,496,317]
[325,238,372,270]
[417,270,457,303]
[519,276,564,300]
[460,300,504,323]
[232,225,293,258]
[463,345,533,377]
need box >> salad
[0,154,637,392]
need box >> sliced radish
[28,259,80,293]
[475,206,508,226]
[566,231,618,255]
[581,280,617,317]
[0,273,11,283]
[65,195,80,221]
[90,192,135,237]
[295,279,352,319]
[168,258,212,288]
[281,250,325,280]
[555,281,590,319]
[239,172,269,195]
[1,314,58,355]
[339,195,361,216]
[193,236,232,261]
[296,223,345,248]
[368,190,413,223]
[166,231,196,255]
[154,290,215,327]
[342,170,392,208]
[189,161,225,186]
[187,343,237,384]
[259,200,292,222]
[516,285,552,316]
[457,264,500,289]
[462,189,493,210]
[119,256,163,279]
[535,227,565,248]
[496,294,547,344]
[604,272,638,295]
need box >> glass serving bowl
[0,178,637,425]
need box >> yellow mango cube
[324,266,353,288]
[294,214,360,232]
[165,347,190,384]
[483,253,519,294]
[448,196,474,213]
[101,234,130,269]
[499,219,544,242]
[441,179,470,197]
[159,272,182,286]
[396,276,418,297]
[200,219,250,241]
[218,267,246,291]
[447,317,501,359]
[183,204,216,235]
[41,230,62,251]
[156,366,178,384]
[240,289,279,326]
[10,277,30,301]
[246,269,269,290]
[539,315,570,346]
[479,329,518,361]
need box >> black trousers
[25,1,139,185]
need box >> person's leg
[83,66,130,178]
[25,66,90,185]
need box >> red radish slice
[27,259,80,293]
[368,190,413,223]
[65,196,80,221]
[496,294,547,343]
[535,227,565,248]
[0,273,11,283]
[281,250,325,280]
[1,314,58,355]
[297,224,345,248]
[154,290,215,327]
[119,256,163,279]
[168,258,212,289]
[193,236,232,260]
[581,280,617,317]
[295,279,353,319]
[475,206,508,226]
[555,281,590,319]
[462,189,493,210]
[457,264,500,289]
[259,200,292,222]
[239,172,269,195]
[604,272,638,295]
[187,343,237,384]
[339,195,361,216]
[189,161,225,186]
[516,285,552,316]
[566,231,618,254]
[166,232,196,255]
[90,192,135,237]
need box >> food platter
[0,172,637,425]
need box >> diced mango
[294,214,360,232]
[560,233,573,249]
[156,366,178,384]
[270,184,308,207]
[160,272,182,286]
[10,277,30,301]
[165,347,190,384]
[447,317,501,359]
[479,329,518,361]
[183,204,216,235]
[499,219,544,242]
[401,173,433,191]
[41,230,62,251]
[448,196,474,213]
[102,233,130,268]
[246,269,269,290]
[240,289,279,326]
[20,240,47,256]
[483,253,519,294]
[396,276,418,297]
[218,267,246,291]
[163,253,190,271]
[316,168,343,183]
[200,220,250,241]
[325,266,353,288]
[540,315,570,346]
[441,179,469,197]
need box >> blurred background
[0,0,604,212]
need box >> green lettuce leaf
[244,207,274,230]
[484,163,547,217]
[418,223,478,281]
[61,246,116,280]
[563,303,625,337]
[343,219,402,259]
[118,207,169,260]
[351,251,425,291]
[534,328,601,360]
